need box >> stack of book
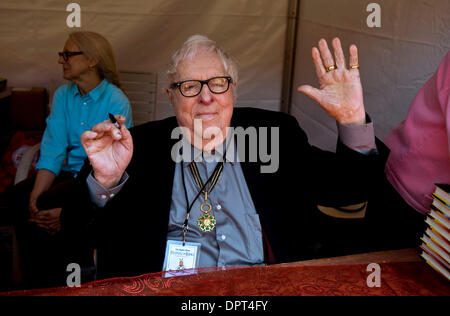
[420,184,450,281]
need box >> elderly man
[62,35,381,280]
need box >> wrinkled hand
[298,38,366,125]
[81,115,133,189]
[29,208,62,235]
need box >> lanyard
[180,151,226,245]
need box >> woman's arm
[29,169,56,215]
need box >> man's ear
[231,82,238,102]
[166,87,174,104]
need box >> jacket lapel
[231,109,279,262]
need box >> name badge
[163,240,201,273]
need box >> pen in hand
[108,112,122,136]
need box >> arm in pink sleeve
[441,91,450,159]
[436,52,450,159]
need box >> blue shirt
[165,137,265,268]
[36,79,133,176]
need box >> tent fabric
[0,0,289,121]
[291,0,450,151]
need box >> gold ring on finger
[326,65,336,72]
[350,64,360,70]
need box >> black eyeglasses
[58,51,83,62]
[170,76,232,97]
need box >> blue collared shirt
[36,79,133,176]
[165,134,265,268]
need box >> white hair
[167,35,238,85]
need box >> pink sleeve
[436,52,450,159]
[442,90,450,159]
[384,51,450,214]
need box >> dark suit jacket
[61,107,383,280]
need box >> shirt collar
[71,79,108,102]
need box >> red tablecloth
[3,262,449,296]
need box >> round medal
[198,213,216,232]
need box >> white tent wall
[2,0,450,146]
[0,0,289,120]
[290,0,450,151]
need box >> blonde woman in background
[1,31,132,289]
[27,31,133,232]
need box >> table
[2,248,449,296]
